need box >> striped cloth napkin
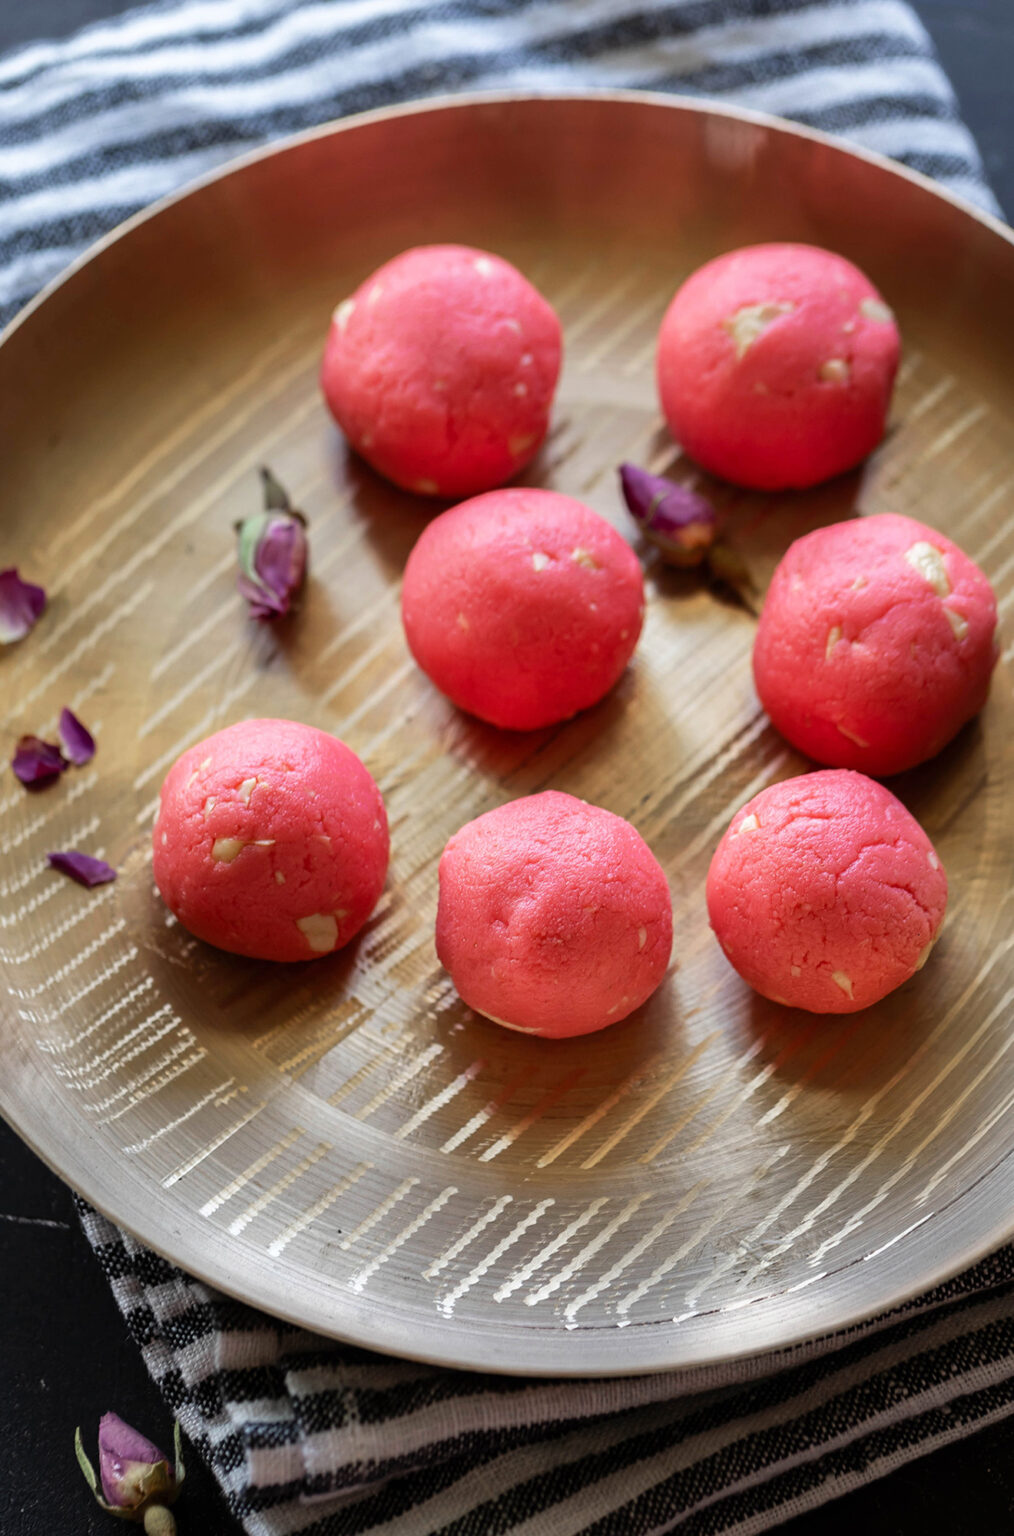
[2,1,1010,1532]
[79,1201,1014,1535]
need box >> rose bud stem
[144,1508,177,1535]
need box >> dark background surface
[1,3,1012,1534]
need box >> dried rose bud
[619,463,719,568]
[48,850,117,887]
[98,1414,173,1512]
[12,733,67,787]
[59,706,96,765]
[235,467,308,619]
[0,566,46,643]
[75,1414,184,1531]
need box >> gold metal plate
[1,94,1013,1377]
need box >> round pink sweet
[437,791,673,1038]
[320,245,562,498]
[707,770,947,1014]
[152,719,389,962]
[754,513,998,776]
[656,243,900,489]
[401,488,645,730]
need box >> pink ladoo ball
[707,770,947,1014]
[320,244,562,498]
[152,719,389,962]
[657,243,900,489]
[754,513,998,776]
[437,792,673,1038]
[401,488,645,730]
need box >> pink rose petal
[0,567,46,643]
[59,706,96,765]
[12,734,67,788]
[47,850,117,887]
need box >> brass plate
[1,94,1013,1377]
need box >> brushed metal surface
[1,93,1012,1377]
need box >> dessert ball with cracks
[402,488,645,730]
[437,791,673,1038]
[706,769,947,1014]
[320,244,562,498]
[656,242,900,490]
[753,512,998,775]
[152,719,389,962]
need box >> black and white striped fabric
[0,0,1002,328]
[6,1,1008,1531]
[79,1200,1014,1535]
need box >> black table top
[1,4,1012,1533]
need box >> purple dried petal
[97,1412,171,1508]
[12,734,68,787]
[0,567,46,643]
[236,571,280,621]
[47,850,117,887]
[619,463,719,568]
[255,516,307,614]
[59,706,96,765]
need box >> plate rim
[8,1025,1014,1379]
[2,85,1011,351]
[2,89,1013,1377]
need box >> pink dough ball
[401,488,645,730]
[437,792,672,1038]
[320,245,562,498]
[754,513,998,776]
[152,719,389,962]
[707,770,947,1014]
[656,243,900,489]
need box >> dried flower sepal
[705,539,760,615]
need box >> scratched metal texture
[0,95,1012,1376]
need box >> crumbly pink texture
[656,243,900,489]
[401,488,645,730]
[706,770,947,1014]
[320,244,562,498]
[754,513,998,775]
[152,719,389,962]
[436,791,672,1038]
